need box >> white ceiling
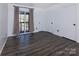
[14,3,76,9]
[33,3,58,8]
[14,3,59,8]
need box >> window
[19,11,29,33]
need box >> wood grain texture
[1,31,79,56]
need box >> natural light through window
[19,11,29,33]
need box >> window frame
[19,11,29,33]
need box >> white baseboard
[7,31,39,37]
[0,36,7,55]
[76,40,79,43]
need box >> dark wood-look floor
[1,31,79,56]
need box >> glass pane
[19,11,29,32]
[21,23,25,31]
[25,15,29,22]
[25,23,26,31]
[20,19,24,22]
[25,23,29,31]
[21,14,25,20]
[26,23,28,27]
[20,14,24,22]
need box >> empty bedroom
[1,3,79,56]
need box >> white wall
[45,4,77,41]
[8,4,45,36]
[34,8,47,32]
[33,8,42,32]
[1,3,79,56]
[8,3,79,43]
[0,4,8,54]
[76,4,79,43]
[45,4,79,43]
[8,4,14,36]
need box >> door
[19,11,29,33]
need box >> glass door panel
[19,11,29,33]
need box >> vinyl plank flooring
[1,31,79,56]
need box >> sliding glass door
[19,11,29,33]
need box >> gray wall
[0,4,8,54]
